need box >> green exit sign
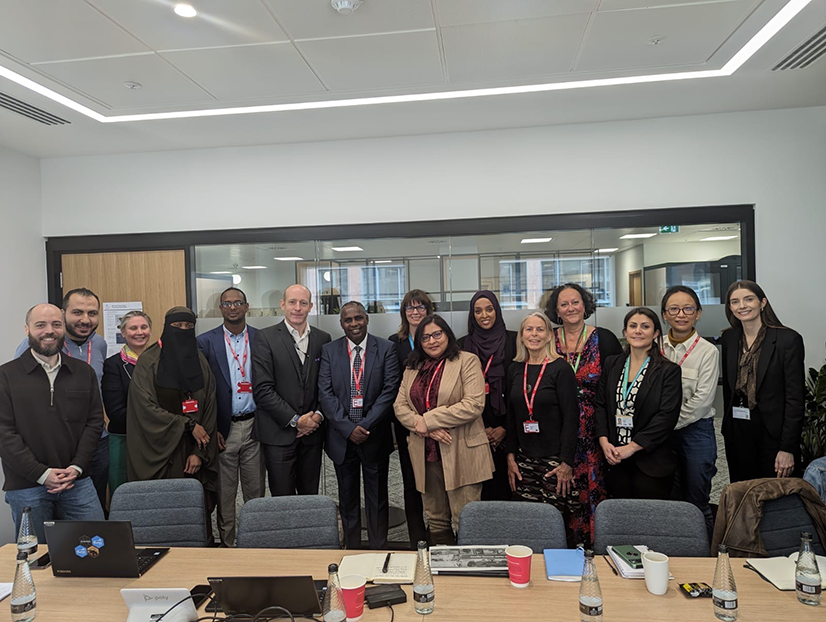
[659,225,680,234]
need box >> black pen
[382,553,392,574]
[603,555,619,576]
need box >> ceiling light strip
[0,64,105,122]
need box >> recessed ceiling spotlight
[274,256,303,261]
[174,4,197,18]
[331,246,364,252]
[700,236,737,241]
[331,0,362,15]
[521,237,552,244]
[232,274,242,285]
[620,233,658,239]
[123,81,142,90]
[596,248,619,253]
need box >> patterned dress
[554,328,608,547]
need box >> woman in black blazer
[388,289,434,548]
[595,307,681,500]
[102,311,152,493]
[457,290,518,501]
[721,280,805,482]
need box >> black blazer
[252,321,331,447]
[388,333,414,382]
[457,330,518,428]
[595,354,682,478]
[102,353,135,435]
[720,326,805,454]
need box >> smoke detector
[331,0,362,15]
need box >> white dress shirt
[286,322,310,364]
[662,330,720,430]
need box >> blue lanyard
[622,356,649,404]
[408,334,414,350]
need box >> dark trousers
[482,446,512,501]
[262,439,323,496]
[607,459,673,500]
[672,417,717,536]
[724,416,790,483]
[89,435,110,512]
[334,443,389,550]
[393,419,428,548]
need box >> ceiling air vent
[0,90,70,125]
[773,24,826,70]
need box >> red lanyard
[225,330,249,379]
[63,341,92,365]
[348,343,366,395]
[482,355,493,378]
[523,357,549,420]
[425,360,445,411]
[668,332,702,367]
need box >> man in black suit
[252,284,330,496]
[319,302,399,549]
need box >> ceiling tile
[263,0,435,40]
[442,14,591,83]
[576,1,759,72]
[88,0,288,50]
[162,43,325,100]
[436,0,598,27]
[296,31,444,92]
[0,0,148,63]
[35,54,214,109]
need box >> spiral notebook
[543,548,585,581]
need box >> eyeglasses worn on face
[421,330,444,343]
[220,301,247,309]
[406,304,427,313]
[666,306,697,317]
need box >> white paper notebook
[746,553,826,591]
[338,553,417,584]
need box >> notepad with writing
[543,548,584,581]
[338,553,417,584]
[745,553,826,591]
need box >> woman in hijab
[458,290,517,501]
[126,307,219,517]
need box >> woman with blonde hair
[506,312,580,544]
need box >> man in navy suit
[197,287,264,546]
[319,301,399,549]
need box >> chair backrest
[594,499,709,557]
[760,494,826,557]
[456,501,567,553]
[236,495,341,549]
[109,479,208,547]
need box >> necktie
[349,345,363,422]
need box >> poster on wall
[103,301,143,357]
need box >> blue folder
[543,548,585,581]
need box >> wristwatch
[289,414,299,428]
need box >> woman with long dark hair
[595,307,681,499]
[394,314,493,545]
[721,280,804,482]
[458,290,517,501]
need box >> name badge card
[732,406,751,421]
[523,420,540,434]
[352,396,364,409]
[615,415,633,429]
[182,399,199,414]
[237,381,253,394]
[485,382,490,395]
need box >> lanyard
[224,330,249,379]
[63,341,92,365]
[622,356,650,405]
[482,355,493,379]
[348,343,366,395]
[560,326,587,373]
[408,334,414,350]
[669,332,702,367]
[425,360,445,411]
[523,357,549,420]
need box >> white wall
[40,106,826,368]
[0,145,45,543]
[614,246,644,308]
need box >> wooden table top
[1,544,820,621]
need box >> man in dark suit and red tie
[319,301,399,549]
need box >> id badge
[237,381,253,394]
[484,382,490,395]
[523,420,540,434]
[352,396,364,409]
[615,415,633,429]
[182,399,199,414]
[732,406,751,421]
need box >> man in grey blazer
[252,284,330,496]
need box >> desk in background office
[0,545,820,621]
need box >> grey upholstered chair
[760,494,826,556]
[236,495,341,549]
[593,499,709,556]
[109,478,209,547]
[457,501,567,552]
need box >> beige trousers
[217,417,264,546]
[422,460,482,545]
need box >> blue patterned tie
[349,345,363,422]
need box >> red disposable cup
[340,574,366,622]
[505,545,533,588]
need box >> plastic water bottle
[795,532,822,606]
[11,552,36,622]
[579,549,603,622]
[16,508,37,557]
[712,544,738,621]
[321,563,346,622]
[413,540,435,615]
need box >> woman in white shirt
[660,286,720,537]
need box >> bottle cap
[22,506,31,513]
[328,563,338,573]
[718,544,728,554]
[16,552,28,561]
[801,531,812,540]
[584,549,594,558]
[417,540,428,549]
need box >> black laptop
[207,576,326,616]
[44,520,169,578]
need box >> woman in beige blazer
[394,314,494,545]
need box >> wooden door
[629,270,643,307]
[60,250,187,348]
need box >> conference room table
[0,544,820,621]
